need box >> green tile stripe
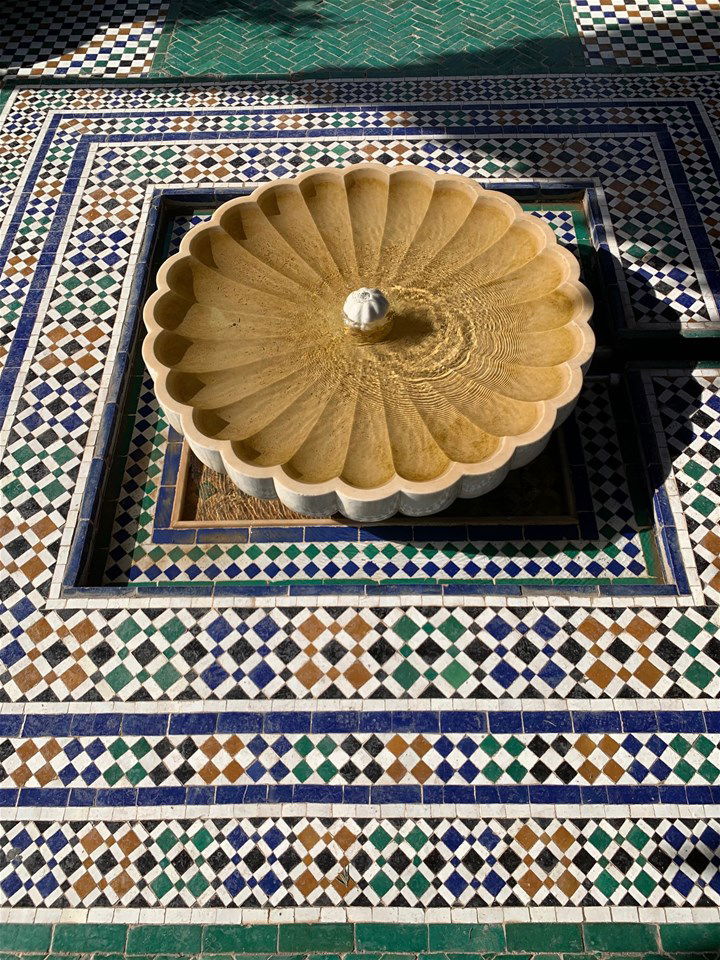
[153,0,585,79]
[0,924,717,956]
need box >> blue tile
[293,784,337,803]
[705,712,720,733]
[186,786,216,805]
[658,785,688,804]
[523,711,572,733]
[70,713,122,736]
[391,711,438,732]
[440,710,486,733]
[621,711,658,733]
[343,785,370,803]
[122,713,169,736]
[0,789,18,807]
[499,785,529,803]
[0,715,22,736]
[581,786,608,803]
[312,711,360,733]
[216,786,251,804]
[264,712,312,733]
[217,712,263,733]
[686,785,714,804]
[657,710,705,732]
[372,785,421,803]
[95,787,137,806]
[489,712,523,733]
[474,786,501,803]
[607,785,658,803]
[304,525,358,542]
[169,713,218,734]
[572,711,622,733]
[22,714,73,737]
[19,788,68,807]
[358,712,392,732]
[68,788,97,806]
[442,785,475,803]
[136,787,186,805]
[267,785,294,803]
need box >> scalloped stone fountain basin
[143,165,595,521]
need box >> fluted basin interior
[143,164,594,520]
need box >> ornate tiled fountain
[143,164,594,521]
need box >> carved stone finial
[343,287,390,332]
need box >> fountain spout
[343,287,390,332]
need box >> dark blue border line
[2,707,714,736]
[626,369,690,594]
[0,783,715,808]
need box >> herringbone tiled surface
[154,0,584,76]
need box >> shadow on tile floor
[0,0,163,77]
[153,1,720,77]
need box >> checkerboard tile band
[0,0,168,78]
[4,728,720,791]
[573,0,720,69]
[0,606,716,702]
[1,816,718,908]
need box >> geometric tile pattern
[1,605,718,703]
[0,76,719,926]
[2,816,719,908]
[5,727,720,792]
[653,373,720,605]
[573,0,720,68]
[0,0,167,78]
[154,0,584,78]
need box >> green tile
[154,0,585,79]
[428,925,504,952]
[506,925,583,953]
[583,924,657,952]
[660,925,720,953]
[356,925,427,952]
[203,927,277,954]
[278,925,354,953]
[52,926,127,954]
[126,926,202,955]
[0,927,52,953]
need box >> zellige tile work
[574,0,720,68]
[153,0,584,78]
[0,72,719,941]
[0,0,169,78]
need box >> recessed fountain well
[143,165,594,521]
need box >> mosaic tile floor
[0,76,719,942]
[152,0,584,77]
[0,0,168,78]
[574,0,720,68]
[1,0,718,83]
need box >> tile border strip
[0,920,718,945]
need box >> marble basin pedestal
[143,165,594,521]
